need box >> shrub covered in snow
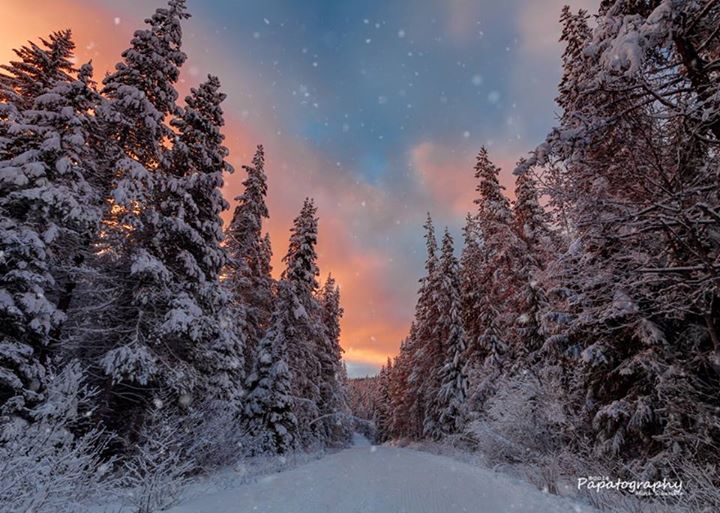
[0,363,116,513]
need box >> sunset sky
[2,0,593,377]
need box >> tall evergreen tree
[512,172,554,253]
[427,230,468,438]
[73,0,191,444]
[0,30,75,111]
[387,332,413,439]
[243,280,299,455]
[374,359,393,442]
[152,75,241,405]
[100,0,189,168]
[0,33,103,422]
[471,149,520,372]
[510,172,553,361]
[521,1,720,471]
[459,213,483,364]
[225,145,273,375]
[556,6,591,121]
[317,274,351,445]
[280,198,324,447]
[245,199,348,451]
[405,214,441,439]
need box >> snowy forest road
[168,440,594,513]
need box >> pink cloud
[409,140,521,216]
[516,0,597,58]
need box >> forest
[1,0,719,512]
[1,2,351,511]
[359,2,720,511]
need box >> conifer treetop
[282,198,320,294]
[473,148,512,226]
[0,30,76,107]
[171,74,232,179]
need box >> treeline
[373,1,720,505]
[0,1,350,509]
[347,376,381,421]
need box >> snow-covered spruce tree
[587,0,720,353]
[243,280,298,455]
[100,0,189,167]
[0,210,55,422]
[278,198,326,447]
[387,331,414,439]
[467,149,522,399]
[0,32,105,423]
[225,145,274,375]
[426,230,468,439]
[153,75,242,405]
[458,213,483,362]
[512,170,556,259]
[556,6,591,125]
[73,0,191,445]
[510,172,554,363]
[317,274,352,446]
[523,7,663,463]
[403,214,442,439]
[519,2,720,477]
[45,64,112,347]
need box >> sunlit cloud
[410,140,522,217]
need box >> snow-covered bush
[468,367,573,464]
[0,363,115,513]
[120,398,251,512]
[667,459,720,513]
[120,403,193,513]
[184,400,247,472]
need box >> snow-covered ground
[166,436,594,513]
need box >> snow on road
[168,440,594,513]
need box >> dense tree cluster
[373,0,720,502]
[0,2,350,509]
[347,376,379,422]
